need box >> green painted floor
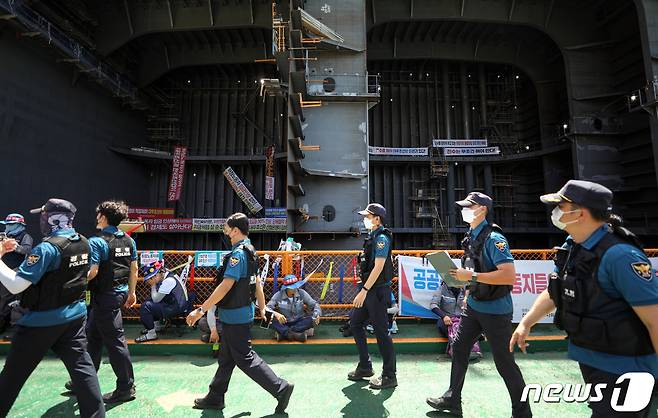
[7,351,656,418]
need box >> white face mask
[363,217,374,230]
[461,208,476,224]
[551,206,580,230]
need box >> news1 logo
[521,372,655,412]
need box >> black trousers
[350,286,396,377]
[208,322,288,401]
[445,305,531,418]
[0,316,105,417]
[87,290,134,391]
[579,363,657,418]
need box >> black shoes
[347,368,375,381]
[275,382,294,414]
[64,380,74,392]
[287,331,307,342]
[103,385,136,404]
[426,396,463,417]
[369,375,397,390]
[193,394,225,410]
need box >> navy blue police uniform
[85,226,137,396]
[204,238,291,408]
[0,199,104,417]
[541,180,658,418]
[350,221,397,380]
[428,192,531,418]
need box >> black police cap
[29,198,77,215]
[540,180,612,211]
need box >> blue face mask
[4,223,25,237]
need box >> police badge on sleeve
[376,240,386,250]
[229,256,240,267]
[26,254,40,266]
[494,241,508,252]
[631,262,653,281]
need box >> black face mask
[222,230,232,249]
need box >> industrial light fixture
[515,75,520,79]
[525,145,530,150]
[630,94,638,102]
[187,79,191,84]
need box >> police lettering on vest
[548,225,654,356]
[21,235,89,311]
[360,227,394,286]
[461,224,512,301]
[90,232,133,293]
[215,243,258,309]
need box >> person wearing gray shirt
[267,274,321,342]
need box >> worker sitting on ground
[266,274,321,342]
[136,261,190,343]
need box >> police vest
[215,243,257,309]
[1,231,29,270]
[359,228,394,287]
[548,226,654,356]
[461,224,512,301]
[21,234,89,311]
[89,232,133,293]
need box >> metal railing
[306,74,380,97]
[121,248,658,320]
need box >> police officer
[186,212,294,414]
[510,180,658,417]
[427,192,531,418]
[0,198,104,417]
[348,203,397,389]
[65,201,137,403]
[0,213,33,336]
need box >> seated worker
[136,261,189,343]
[430,281,482,361]
[266,274,321,342]
[366,292,399,335]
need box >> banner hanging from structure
[223,166,264,214]
[127,207,175,220]
[433,139,488,148]
[368,146,428,156]
[443,147,500,156]
[265,146,275,201]
[167,146,187,202]
[143,217,286,233]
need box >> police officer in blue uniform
[348,203,397,389]
[427,192,531,418]
[65,201,137,403]
[0,198,105,417]
[511,180,658,417]
[186,212,294,414]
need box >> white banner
[433,139,488,148]
[368,146,429,156]
[223,166,263,214]
[265,176,275,200]
[398,256,553,323]
[444,147,500,156]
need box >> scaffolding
[481,75,519,155]
[408,149,453,249]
